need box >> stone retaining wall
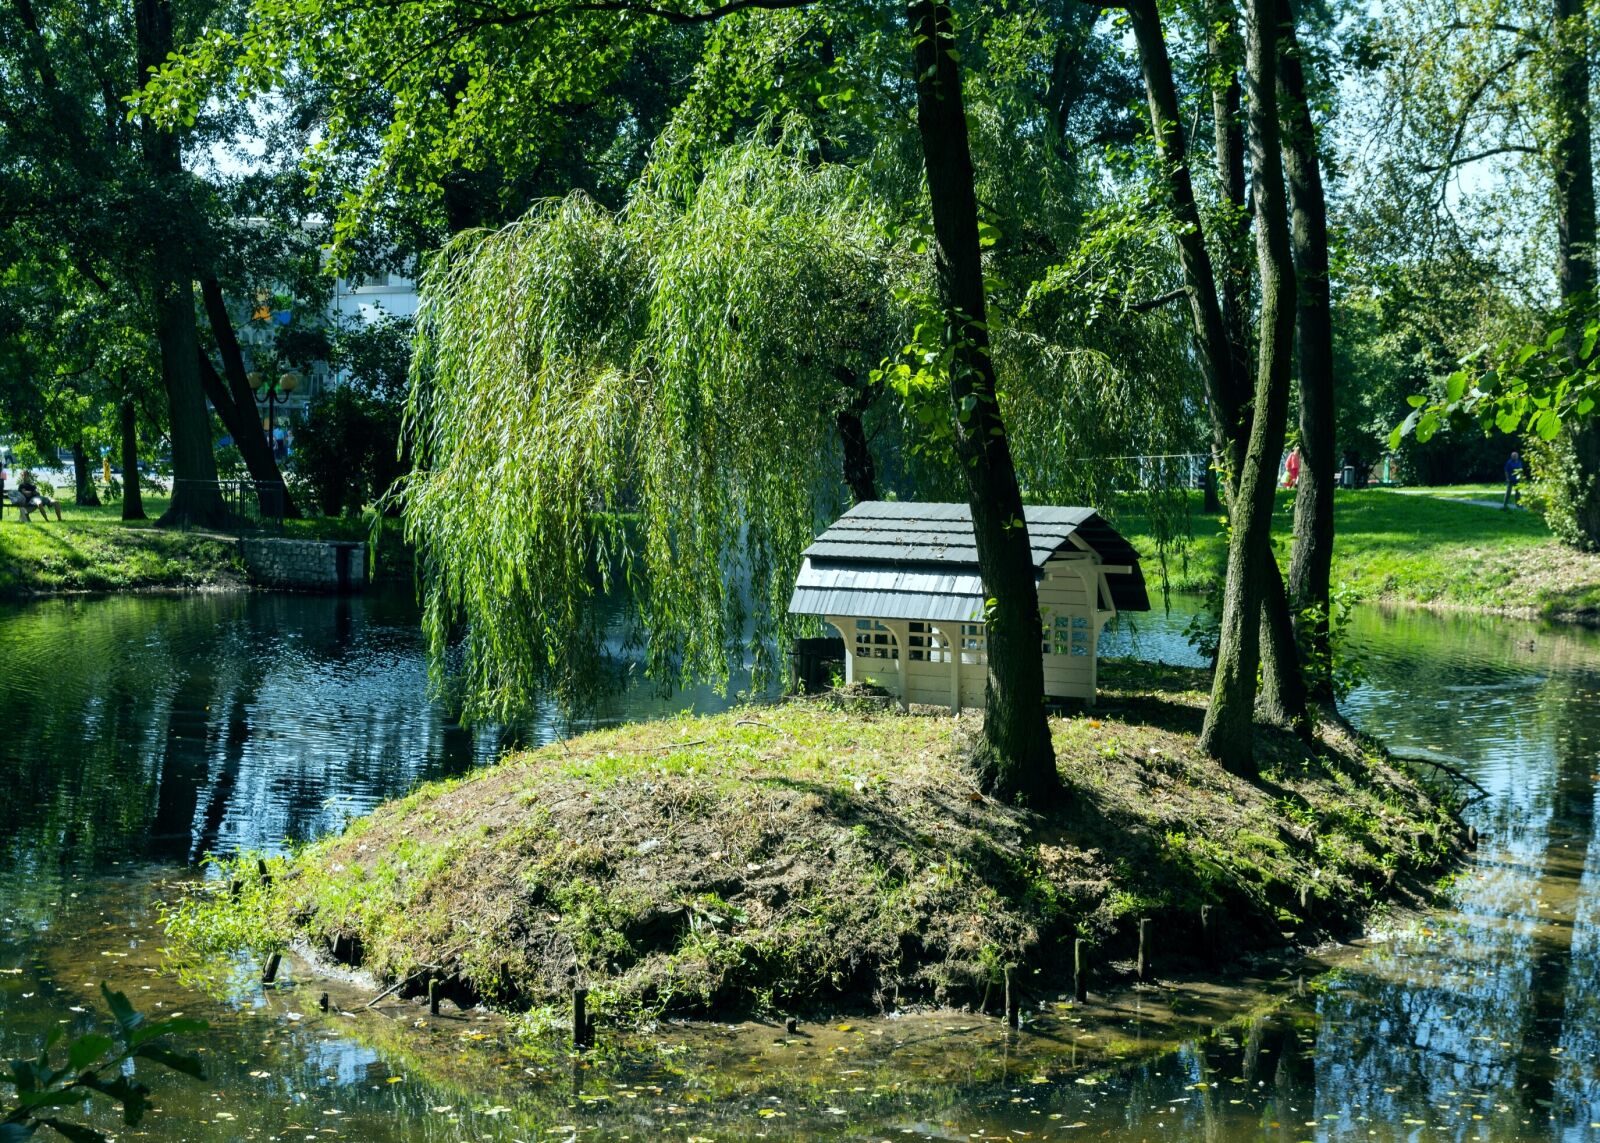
[240,539,367,593]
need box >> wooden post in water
[261,952,281,985]
[1137,918,1152,982]
[1073,939,1088,1002]
[1004,967,1019,1029]
[572,987,591,1051]
[429,979,440,1016]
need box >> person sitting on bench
[17,471,61,522]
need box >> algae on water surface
[167,662,1465,1022]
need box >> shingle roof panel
[791,501,1150,615]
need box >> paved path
[1375,488,1521,511]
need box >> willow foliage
[405,133,906,720]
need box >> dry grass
[172,662,1465,1024]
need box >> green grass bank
[0,498,242,596]
[0,496,411,599]
[169,662,1464,1026]
[1136,487,1600,621]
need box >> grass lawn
[0,495,243,597]
[1125,487,1600,619]
[0,493,410,598]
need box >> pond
[2,589,1599,1140]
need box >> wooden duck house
[788,502,1149,709]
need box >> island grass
[1125,488,1600,620]
[167,661,1463,1026]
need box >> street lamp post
[249,370,300,519]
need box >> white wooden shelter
[788,502,1149,710]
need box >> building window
[854,619,897,660]
[907,621,950,663]
[1043,613,1092,656]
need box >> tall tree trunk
[1199,0,1299,775]
[72,440,101,506]
[136,0,223,530]
[1209,0,1253,425]
[1553,0,1600,545]
[121,395,146,521]
[1125,0,1243,464]
[198,278,300,518]
[908,0,1058,804]
[1126,0,1307,732]
[1277,0,1336,701]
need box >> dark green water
[2,591,1599,1140]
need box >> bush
[290,388,405,517]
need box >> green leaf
[127,1019,208,1049]
[29,1121,103,1143]
[77,1075,151,1127]
[1536,408,1561,440]
[1405,394,1426,408]
[132,1045,205,1080]
[1415,410,1440,443]
[99,985,143,1037]
[1445,370,1468,403]
[66,1034,115,1073]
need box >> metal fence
[167,478,288,535]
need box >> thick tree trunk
[121,396,146,521]
[136,0,223,530]
[199,277,300,518]
[1553,0,1600,545]
[1277,0,1336,700]
[1199,0,1299,775]
[72,441,101,506]
[1126,0,1307,732]
[908,0,1058,804]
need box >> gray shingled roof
[789,501,1149,622]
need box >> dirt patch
[169,661,1465,1024]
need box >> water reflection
[4,595,1600,1140]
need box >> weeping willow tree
[404,131,910,721]
[406,115,1206,723]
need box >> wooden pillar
[935,623,961,713]
[886,621,910,711]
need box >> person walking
[1503,449,1525,509]
[1284,445,1302,489]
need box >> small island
[173,661,1464,1025]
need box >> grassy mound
[171,663,1464,1023]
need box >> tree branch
[1417,143,1540,171]
[1127,287,1188,312]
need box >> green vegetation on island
[168,663,1464,1025]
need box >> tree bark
[199,277,300,517]
[1199,0,1299,775]
[1277,0,1336,700]
[833,367,878,503]
[1124,0,1308,732]
[1125,0,1244,468]
[1552,0,1600,545]
[1209,0,1253,428]
[136,0,224,529]
[72,440,101,506]
[908,0,1058,804]
[121,395,146,521]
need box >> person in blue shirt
[1503,449,1524,509]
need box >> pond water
[2,589,1599,1140]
